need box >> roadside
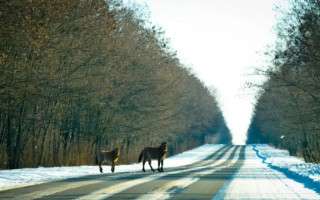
[213,145,320,199]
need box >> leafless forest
[0,0,231,169]
[247,0,320,163]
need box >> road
[0,145,318,199]
[0,145,243,199]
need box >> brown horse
[98,147,120,173]
[138,141,168,172]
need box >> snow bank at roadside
[253,144,320,193]
[0,144,224,191]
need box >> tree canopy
[0,0,231,169]
[247,0,320,163]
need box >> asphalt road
[0,145,245,200]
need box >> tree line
[0,0,231,169]
[247,0,320,163]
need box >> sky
[126,0,280,144]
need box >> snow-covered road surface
[0,144,319,199]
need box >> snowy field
[1,144,320,199]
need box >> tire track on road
[136,147,243,200]
[170,146,245,200]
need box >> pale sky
[126,0,279,144]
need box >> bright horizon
[125,0,279,144]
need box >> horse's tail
[96,151,101,164]
[138,151,143,163]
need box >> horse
[98,147,120,173]
[138,141,168,172]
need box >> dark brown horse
[98,147,120,173]
[138,141,168,172]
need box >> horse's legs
[99,162,103,173]
[160,159,164,172]
[111,162,115,173]
[148,160,155,172]
[98,156,104,173]
[157,159,161,172]
[142,158,146,172]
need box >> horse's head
[114,147,120,158]
[161,141,168,153]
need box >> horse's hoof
[142,169,146,172]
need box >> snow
[1,143,320,199]
[0,144,223,191]
[253,144,320,194]
[213,145,320,199]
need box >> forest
[247,0,320,163]
[0,0,231,169]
